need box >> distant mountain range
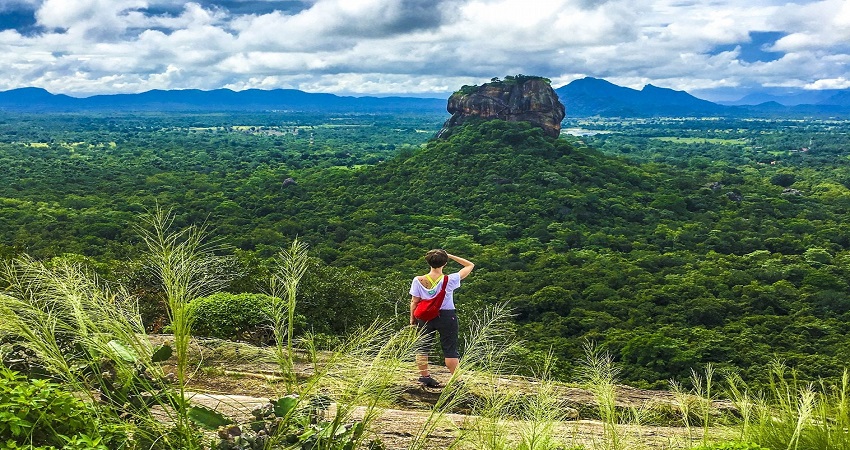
[555,77,727,117]
[554,77,850,118]
[719,90,840,106]
[2,79,849,118]
[0,87,447,114]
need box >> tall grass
[515,350,573,450]
[580,341,621,450]
[0,255,184,446]
[728,361,850,450]
[0,256,154,392]
[259,237,428,449]
[444,320,573,450]
[237,318,426,450]
[467,336,520,450]
[670,380,695,443]
[267,237,310,391]
[299,323,424,450]
[0,208,237,447]
[725,372,756,443]
[471,375,517,450]
[136,208,229,446]
[670,364,717,448]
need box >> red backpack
[413,275,449,321]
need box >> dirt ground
[151,336,729,449]
[186,388,704,450]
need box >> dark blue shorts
[416,309,459,359]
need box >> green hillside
[2,115,850,388]
[291,120,850,387]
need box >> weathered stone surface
[437,77,566,138]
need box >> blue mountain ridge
[555,78,850,117]
[0,87,447,113]
[721,90,840,106]
[1,80,848,117]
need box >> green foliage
[455,84,480,96]
[770,172,796,187]
[693,442,771,450]
[215,395,375,450]
[151,344,173,362]
[188,292,279,342]
[297,259,393,334]
[454,75,552,96]
[0,367,126,448]
[187,404,233,430]
[0,253,208,449]
[5,111,850,390]
[503,74,552,85]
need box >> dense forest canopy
[2,111,850,389]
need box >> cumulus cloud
[0,0,846,97]
[231,0,451,52]
[805,77,850,90]
[770,0,850,50]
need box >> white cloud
[770,0,850,51]
[35,0,147,37]
[805,77,850,90]
[0,0,846,96]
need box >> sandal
[418,375,441,388]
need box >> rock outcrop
[437,76,566,138]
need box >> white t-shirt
[409,272,462,310]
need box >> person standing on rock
[409,249,474,388]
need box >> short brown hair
[425,249,448,268]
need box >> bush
[295,260,387,335]
[0,367,126,449]
[454,84,479,96]
[188,293,278,343]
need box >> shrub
[454,84,479,96]
[189,292,307,344]
[0,367,126,448]
[188,293,278,343]
[296,260,387,335]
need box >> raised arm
[447,253,475,279]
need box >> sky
[0,0,848,101]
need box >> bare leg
[445,357,459,374]
[416,355,430,376]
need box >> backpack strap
[425,274,445,289]
[438,274,449,295]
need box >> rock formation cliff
[437,76,566,138]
